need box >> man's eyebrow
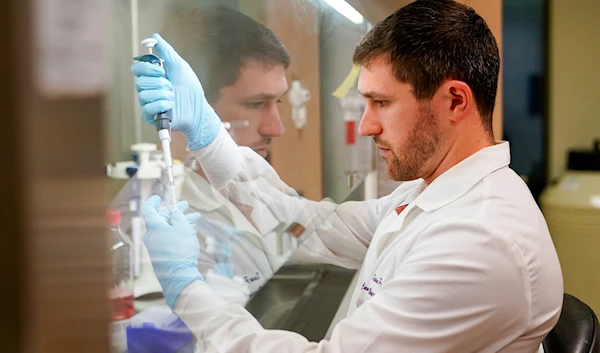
[359,90,393,100]
[243,88,289,101]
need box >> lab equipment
[107,143,186,278]
[142,195,204,308]
[127,305,194,353]
[134,38,178,209]
[107,210,135,321]
[540,139,600,314]
[339,87,372,190]
[131,33,221,150]
[110,318,131,353]
[340,87,364,146]
[288,79,311,129]
[126,167,143,278]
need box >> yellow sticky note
[332,64,360,99]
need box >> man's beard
[378,106,441,181]
[248,138,272,157]
[248,138,272,151]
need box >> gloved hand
[131,33,222,150]
[142,195,204,308]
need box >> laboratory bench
[132,263,357,343]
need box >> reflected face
[357,57,443,181]
[212,59,288,158]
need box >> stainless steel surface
[245,265,321,329]
[245,264,355,341]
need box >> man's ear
[439,80,472,123]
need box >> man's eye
[246,102,264,109]
[277,99,283,104]
[374,100,387,108]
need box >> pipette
[134,38,177,209]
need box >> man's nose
[259,106,285,138]
[358,107,381,137]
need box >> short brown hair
[165,4,291,103]
[353,0,500,133]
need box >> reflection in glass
[106,0,376,351]
[108,161,339,301]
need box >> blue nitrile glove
[131,33,221,150]
[142,195,205,308]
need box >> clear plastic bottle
[107,209,135,321]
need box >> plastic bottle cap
[106,210,122,225]
[141,38,158,48]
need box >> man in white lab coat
[133,0,564,351]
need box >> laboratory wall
[267,1,324,201]
[548,0,600,181]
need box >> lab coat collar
[414,141,511,213]
[180,171,226,213]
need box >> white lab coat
[179,169,330,302]
[174,127,564,353]
[130,167,303,303]
[132,147,340,304]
